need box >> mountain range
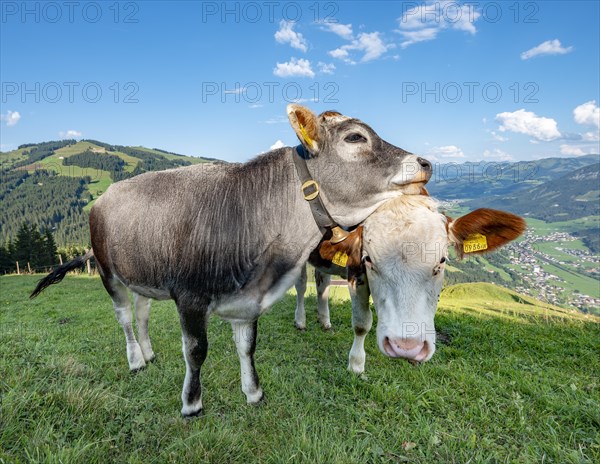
[1,140,598,247]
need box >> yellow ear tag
[463,233,488,253]
[299,124,314,147]
[332,251,349,267]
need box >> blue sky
[1,1,599,163]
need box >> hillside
[471,163,600,222]
[0,140,213,246]
[427,154,599,200]
[1,142,598,314]
[1,275,598,463]
[439,282,593,321]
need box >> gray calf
[31,105,432,416]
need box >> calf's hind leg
[294,265,308,330]
[231,320,263,404]
[133,293,155,363]
[101,277,146,371]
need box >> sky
[1,1,599,163]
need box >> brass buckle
[301,180,319,201]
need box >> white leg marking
[348,281,372,374]
[316,271,332,330]
[231,320,263,404]
[114,300,146,371]
[180,336,203,416]
[133,293,155,362]
[294,265,307,330]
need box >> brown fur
[318,226,364,281]
[288,105,319,148]
[450,208,526,258]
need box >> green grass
[0,148,29,168]
[1,276,599,463]
[526,216,600,236]
[534,261,599,298]
[127,146,210,164]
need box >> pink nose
[383,337,430,362]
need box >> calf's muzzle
[383,336,431,362]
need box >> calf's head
[287,104,432,227]
[321,196,526,363]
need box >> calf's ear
[319,226,363,271]
[287,104,320,155]
[449,208,526,259]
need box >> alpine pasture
[1,275,598,463]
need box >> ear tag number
[463,233,488,253]
[332,251,349,267]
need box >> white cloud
[582,131,600,142]
[274,20,308,52]
[559,144,597,156]
[273,57,315,78]
[495,109,561,142]
[490,131,508,142]
[329,31,390,64]
[317,61,336,74]
[483,148,513,161]
[249,104,263,109]
[573,100,600,128]
[398,28,440,48]
[396,1,480,48]
[270,140,285,150]
[262,116,288,124]
[320,21,353,40]
[429,145,465,158]
[329,48,350,60]
[59,130,83,139]
[1,110,21,126]
[520,39,573,60]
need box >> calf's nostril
[417,157,432,171]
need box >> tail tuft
[30,251,94,299]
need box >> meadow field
[0,275,598,463]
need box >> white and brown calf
[295,195,525,373]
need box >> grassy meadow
[0,275,599,463]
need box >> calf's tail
[30,250,95,299]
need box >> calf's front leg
[315,270,332,330]
[348,279,372,374]
[177,298,209,417]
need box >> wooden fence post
[27,262,32,274]
[16,261,20,275]
[59,255,63,265]
[87,259,92,275]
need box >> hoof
[320,323,332,331]
[130,364,146,374]
[249,391,265,406]
[182,408,204,419]
[145,353,157,363]
[295,323,306,331]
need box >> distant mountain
[1,140,598,248]
[467,163,600,222]
[0,140,215,246]
[427,154,599,200]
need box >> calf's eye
[345,133,367,143]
